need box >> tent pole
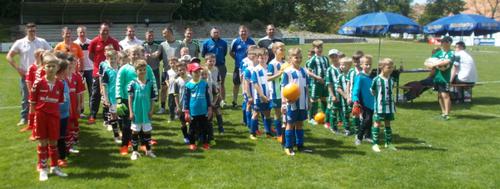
[377,35,381,74]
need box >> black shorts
[434,83,450,93]
[233,68,241,85]
[216,64,227,82]
[161,71,168,85]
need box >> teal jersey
[347,67,361,93]
[102,67,118,105]
[306,55,329,79]
[371,75,396,114]
[431,50,454,84]
[116,63,158,100]
[128,79,157,124]
[98,61,110,77]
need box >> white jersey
[167,69,177,94]
[119,37,143,50]
[251,64,271,104]
[174,75,192,109]
[267,58,283,100]
[371,75,396,114]
[454,50,477,83]
[74,37,93,71]
[281,66,309,111]
[208,66,221,89]
[9,36,52,72]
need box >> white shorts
[109,104,117,113]
[131,122,152,132]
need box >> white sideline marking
[0,106,20,110]
[476,80,500,84]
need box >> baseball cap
[187,63,203,73]
[328,49,340,56]
[441,36,453,43]
[190,57,201,64]
[179,55,192,63]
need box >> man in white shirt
[451,41,478,103]
[6,22,52,126]
[74,25,93,117]
[119,25,143,51]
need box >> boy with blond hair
[306,40,329,125]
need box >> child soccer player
[241,45,258,128]
[352,55,374,145]
[336,58,353,136]
[249,48,273,139]
[348,51,364,138]
[204,53,224,134]
[66,54,86,154]
[325,49,342,133]
[281,47,311,156]
[174,62,191,144]
[267,42,285,138]
[98,46,114,128]
[57,57,70,167]
[183,63,212,150]
[371,58,397,152]
[306,40,329,125]
[431,36,454,120]
[165,57,179,122]
[128,60,157,160]
[23,49,46,138]
[201,67,215,143]
[102,49,122,143]
[31,53,68,181]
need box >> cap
[190,57,201,64]
[441,36,453,43]
[187,63,203,73]
[178,55,192,62]
[328,49,340,56]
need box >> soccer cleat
[114,137,122,144]
[189,144,197,151]
[156,108,166,114]
[308,119,317,126]
[150,139,158,145]
[284,148,295,156]
[355,138,362,146]
[57,159,68,167]
[146,150,157,158]
[17,118,27,126]
[87,117,96,124]
[297,146,313,153]
[220,100,226,108]
[203,143,210,150]
[50,166,68,177]
[106,125,113,131]
[324,122,330,129]
[183,138,190,144]
[363,137,373,143]
[249,134,258,140]
[39,168,49,181]
[79,113,87,118]
[441,114,450,121]
[19,126,31,132]
[385,144,398,151]
[120,146,129,156]
[69,147,80,154]
[130,151,140,160]
[372,144,381,152]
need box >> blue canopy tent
[423,14,500,36]
[338,12,421,61]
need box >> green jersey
[431,49,454,84]
[102,67,118,105]
[347,67,361,93]
[128,79,157,124]
[116,63,158,100]
[371,75,395,114]
[306,55,329,79]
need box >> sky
[412,0,427,5]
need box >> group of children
[239,40,399,155]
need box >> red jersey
[25,64,46,88]
[88,36,120,77]
[29,78,64,117]
[67,73,86,119]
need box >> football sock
[384,127,393,145]
[372,127,380,145]
[251,118,258,134]
[285,130,294,148]
[48,145,59,167]
[263,118,272,134]
[295,129,304,147]
[38,145,48,169]
[181,125,188,138]
[143,133,152,151]
[273,119,282,136]
[132,133,139,151]
[216,115,224,133]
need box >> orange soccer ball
[314,112,326,124]
[283,83,300,102]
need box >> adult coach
[202,27,228,106]
[119,25,143,51]
[257,24,282,63]
[158,27,181,114]
[88,23,120,124]
[229,25,255,108]
[180,27,201,58]
[451,41,477,103]
[54,27,84,73]
[6,22,52,126]
[74,26,93,117]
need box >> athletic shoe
[17,118,27,126]
[284,148,295,156]
[385,144,398,151]
[69,147,79,154]
[50,166,68,177]
[114,137,121,144]
[57,159,68,167]
[19,126,31,132]
[203,143,210,150]
[39,168,49,181]
[297,146,313,153]
[120,146,129,156]
[232,101,237,108]
[183,138,190,144]
[363,137,373,143]
[355,138,362,146]
[308,119,318,126]
[146,150,157,158]
[130,151,140,160]
[344,130,351,136]
[150,139,157,145]
[106,125,113,131]
[324,122,330,129]
[156,108,166,114]
[189,144,197,151]
[441,114,450,121]
[220,100,226,108]
[249,134,258,140]
[87,117,96,124]
[372,144,381,152]
[79,113,87,118]
[329,128,339,135]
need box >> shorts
[35,111,60,141]
[286,109,307,124]
[161,71,168,85]
[233,69,241,85]
[310,82,328,99]
[216,64,227,81]
[109,104,117,113]
[434,83,450,93]
[131,122,152,132]
[253,102,271,112]
[270,99,282,109]
[373,113,395,122]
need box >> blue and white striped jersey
[281,66,309,111]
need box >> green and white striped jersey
[371,75,396,114]
[347,67,361,93]
[306,55,329,79]
[325,65,341,96]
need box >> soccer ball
[314,112,326,124]
[283,83,300,102]
[424,57,440,69]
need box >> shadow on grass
[398,96,500,111]
[453,113,499,120]
[66,171,129,180]
[306,137,366,158]
[393,134,447,152]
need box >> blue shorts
[286,109,307,124]
[270,99,282,109]
[254,102,271,112]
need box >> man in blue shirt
[230,25,255,108]
[202,27,228,107]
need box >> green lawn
[0,41,499,188]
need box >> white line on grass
[0,106,20,110]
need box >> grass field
[0,40,499,188]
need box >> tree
[470,0,500,19]
[419,0,466,24]
[293,0,346,32]
[357,0,412,16]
